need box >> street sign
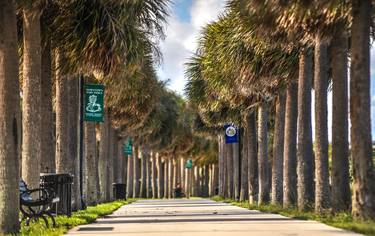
[124,139,133,156]
[185,159,193,169]
[224,124,239,143]
[84,84,104,122]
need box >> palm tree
[84,122,98,205]
[314,34,330,212]
[133,145,140,198]
[40,39,55,174]
[350,0,375,219]
[98,110,110,202]
[107,126,115,201]
[140,148,148,198]
[293,48,315,210]
[21,3,42,189]
[283,82,298,208]
[240,126,248,201]
[296,49,314,211]
[331,26,350,212]
[157,155,164,198]
[0,0,21,233]
[68,78,80,209]
[258,102,270,205]
[271,92,286,205]
[55,51,70,174]
[246,112,258,204]
[151,151,157,198]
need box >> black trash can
[174,187,182,198]
[40,173,73,216]
[113,183,126,200]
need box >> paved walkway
[66,199,361,236]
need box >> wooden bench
[19,180,59,227]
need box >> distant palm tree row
[0,0,218,233]
[185,0,375,220]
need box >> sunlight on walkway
[66,199,361,236]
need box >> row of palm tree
[185,0,375,220]
[0,0,220,233]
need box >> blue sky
[157,0,375,139]
[157,0,226,94]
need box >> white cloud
[157,0,226,95]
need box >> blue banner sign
[224,124,239,143]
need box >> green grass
[211,196,375,236]
[14,199,135,236]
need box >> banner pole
[79,74,86,209]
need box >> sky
[157,0,375,139]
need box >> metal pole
[79,74,86,209]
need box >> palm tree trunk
[68,77,80,210]
[133,145,140,198]
[240,127,249,201]
[98,110,109,202]
[84,122,97,206]
[146,151,151,198]
[140,148,147,198]
[176,157,181,186]
[272,93,286,205]
[283,82,298,208]
[0,1,21,232]
[157,154,163,198]
[113,136,121,183]
[233,142,240,200]
[297,49,315,211]
[214,164,219,196]
[331,27,350,212]
[151,152,157,198]
[172,158,177,197]
[350,0,375,219]
[314,35,331,212]
[127,153,133,198]
[258,102,270,205]
[164,158,169,198]
[193,166,199,196]
[107,127,115,201]
[204,165,210,197]
[197,167,201,196]
[40,40,55,173]
[247,112,258,204]
[22,7,42,189]
[55,51,69,175]
[209,164,213,196]
[116,138,124,183]
[168,158,173,198]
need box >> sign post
[224,124,239,143]
[84,84,104,122]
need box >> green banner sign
[84,84,104,122]
[185,159,193,169]
[123,139,133,156]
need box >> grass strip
[15,199,135,236]
[211,196,375,236]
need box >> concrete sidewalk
[66,199,361,236]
